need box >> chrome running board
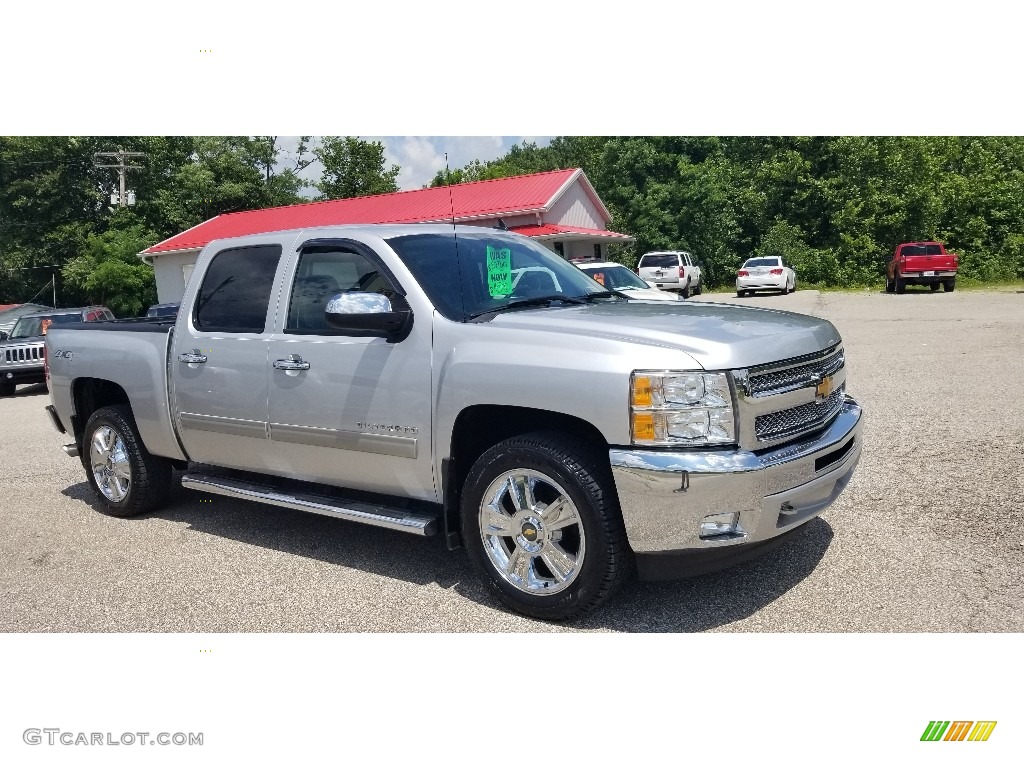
[181,472,438,536]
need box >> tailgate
[902,254,957,273]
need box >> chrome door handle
[273,355,310,371]
[178,350,208,364]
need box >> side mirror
[325,292,413,342]
[0,331,7,341]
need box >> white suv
[637,251,702,297]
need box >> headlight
[630,371,736,446]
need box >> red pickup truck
[886,241,958,293]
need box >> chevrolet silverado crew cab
[0,306,114,396]
[886,241,958,293]
[45,224,863,620]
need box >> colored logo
[921,721,997,742]
[815,374,834,401]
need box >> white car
[736,256,796,297]
[576,262,681,301]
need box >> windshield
[580,264,649,290]
[386,232,615,320]
[10,313,80,338]
[743,257,781,268]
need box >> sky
[277,136,553,194]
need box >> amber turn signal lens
[632,376,653,407]
[632,413,655,441]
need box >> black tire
[81,404,172,517]
[895,275,906,294]
[680,281,691,299]
[460,431,632,621]
[693,281,702,295]
[944,278,956,292]
[736,290,745,298]
[0,381,15,397]
[885,275,894,293]
[930,282,941,291]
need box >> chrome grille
[748,346,844,396]
[755,386,846,442]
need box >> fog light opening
[700,512,745,540]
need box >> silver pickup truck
[45,224,863,620]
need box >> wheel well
[443,405,608,547]
[71,378,130,446]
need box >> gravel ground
[1,287,1021,632]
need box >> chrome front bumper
[610,396,863,578]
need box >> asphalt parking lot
[1,288,1022,632]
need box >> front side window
[194,244,283,333]
[286,247,398,333]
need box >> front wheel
[82,405,173,517]
[461,432,632,621]
[0,381,15,397]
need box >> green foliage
[62,215,158,316]
[314,137,399,199]
[443,136,1024,289]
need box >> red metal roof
[144,168,596,255]
[510,224,633,240]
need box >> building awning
[510,224,634,242]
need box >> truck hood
[0,334,45,347]
[487,300,841,370]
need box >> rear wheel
[944,278,956,292]
[895,275,906,294]
[461,432,632,621]
[693,280,702,295]
[930,282,941,292]
[680,281,691,299]
[82,405,173,517]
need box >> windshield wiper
[467,294,587,320]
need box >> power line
[94,148,146,207]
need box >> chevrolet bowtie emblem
[815,374,834,401]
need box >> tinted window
[901,244,943,257]
[387,232,606,321]
[286,247,397,332]
[744,257,782,268]
[639,254,680,268]
[194,245,282,332]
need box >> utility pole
[93,148,146,207]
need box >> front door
[265,241,435,501]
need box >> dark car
[145,302,180,319]
[0,306,114,396]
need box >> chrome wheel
[89,425,131,503]
[478,469,586,595]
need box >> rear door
[170,241,287,470]
[265,238,435,500]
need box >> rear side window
[194,244,283,333]
[639,254,680,268]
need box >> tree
[314,137,399,199]
[62,214,158,317]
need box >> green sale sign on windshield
[486,246,512,297]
